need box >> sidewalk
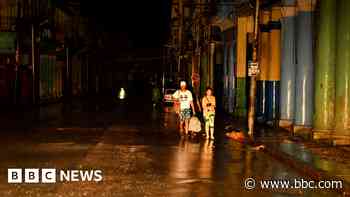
[222,115,350,194]
[0,98,113,131]
[0,97,155,131]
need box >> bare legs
[179,121,184,134]
[204,113,215,140]
[205,123,214,140]
[179,119,190,135]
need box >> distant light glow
[118,88,126,100]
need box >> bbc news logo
[8,168,103,183]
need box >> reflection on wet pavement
[279,140,350,184]
[0,104,343,197]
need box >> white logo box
[8,168,56,183]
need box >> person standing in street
[202,87,216,140]
[172,81,196,135]
[152,84,162,108]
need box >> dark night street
[0,99,343,197]
[0,0,350,196]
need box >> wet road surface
[0,101,343,197]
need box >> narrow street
[0,100,341,197]
[0,0,349,196]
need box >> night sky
[82,0,171,48]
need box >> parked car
[163,88,176,105]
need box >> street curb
[32,127,106,132]
[262,143,350,196]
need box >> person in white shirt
[172,81,196,135]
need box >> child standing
[202,87,216,140]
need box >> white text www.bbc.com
[244,178,343,190]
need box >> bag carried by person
[189,116,202,132]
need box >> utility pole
[178,0,183,74]
[31,23,39,105]
[247,0,260,136]
[208,41,215,88]
[14,0,21,105]
[192,0,201,97]
[65,46,72,100]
